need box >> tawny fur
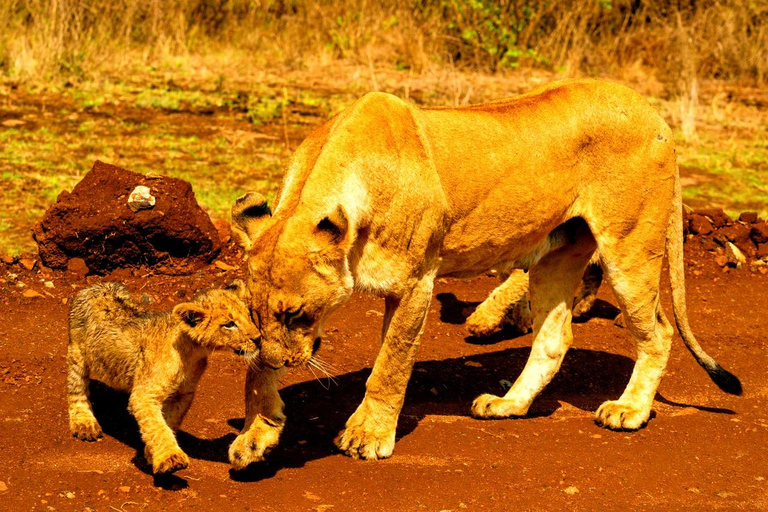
[466,257,604,336]
[67,282,260,474]
[230,78,740,465]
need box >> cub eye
[222,321,238,330]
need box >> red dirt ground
[0,245,767,511]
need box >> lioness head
[173,286,261,358]
[232,192,354,369]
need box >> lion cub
[67,282,259,474]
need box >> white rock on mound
[127,185,156,212]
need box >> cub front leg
[129,389,189,474]
[335,271,435,460]
[229,366,286,470]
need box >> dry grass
[1,1,766,89]
[0,1,766,256]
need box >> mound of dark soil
[32,161,221,275]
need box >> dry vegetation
[0,1,767,254]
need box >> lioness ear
[316,205,349,244]
[225,279,248,300]
[231,192,271,251]
[173,303,208,327]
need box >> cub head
[232,192,354,369]
[172,285,260,358]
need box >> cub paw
[335,406,395,460]
[471,393,528,419]
[70,418,103,441]
[595,400,649,431]
[229,418,284,470]
[466,308,504,337]
[152,449,189,474]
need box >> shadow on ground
[87,296,733,486]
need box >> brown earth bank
[0,243,767,511]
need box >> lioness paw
[471,394,528,419]
[335,404,396,460]
[595,400,649,430]
[153,449,189,474]
[70,418,103,441]
[229,419,283,470]
[335,424,395,460]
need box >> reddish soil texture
[686,208,768,260]
[0,238,767,511]
[32,161,221,275]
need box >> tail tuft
[706,364,743,395]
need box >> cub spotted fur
[67,282,259,474]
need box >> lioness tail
[667,172,742,395]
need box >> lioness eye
[279,308,309,327]
[222,321,237,330]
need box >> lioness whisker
[306,361,331,390]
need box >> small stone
[714,255,728,267]
[696,208,732,228]
[563,486,579,495]
[1,119,25,127]
[464,361,483,368]
[500,379,513,391]
[213,260,237,271]
[758,243,768,260]
[725,242,746,269]
[430,387,439,395]
[689,215,713,235]
[0,254,15,265]
[119,486,130,492]
[23,289,44,298]
[739,212,758,223]
[66,258,89,277]
[0,481,7,491]
[44,281,54,288]
[65,492,74,499]
[718,224,751,244]
[127,185,156,212]
[62,298,68,305]
[751,222,768,245]
[19,258,37,271]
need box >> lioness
[67,282,261,474]
[228,79,741,466]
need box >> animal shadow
[88,382,237,489]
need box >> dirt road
[0,256,766,511]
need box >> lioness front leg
[336,271,436,460]
[229,366,285,470]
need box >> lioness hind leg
[594,252,674,430]
[472,228,595,419]
[466,269,531,336]
[67,344,102,441]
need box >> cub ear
[173,303,208,327]
[224,279,249,300]
[231,192,271,251]
[315,205,349,244]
